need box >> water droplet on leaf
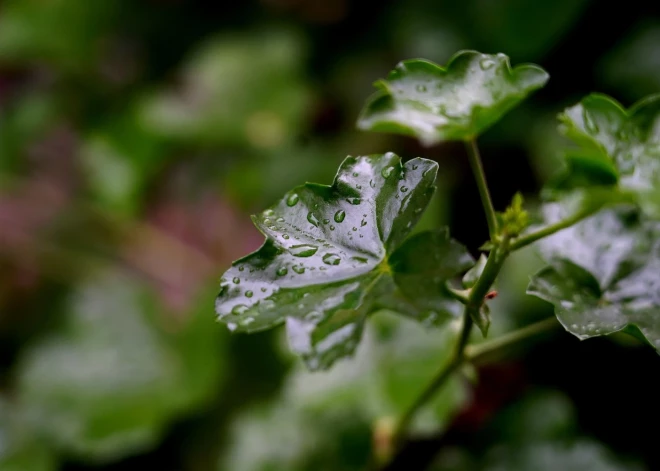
[307,212,320,227]
[286,193,300,207]
[245,290,253,298]
[232,304,249,315]
[381,166,395,178]
[479,58,495,70]
[290,244,318,257]
[334,210,346,223]
[232,277,240,284]
[276,267,288,276]
[322,253,341,265]
[292,265,305,274]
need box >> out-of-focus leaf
[528,207,660,350]
[555,93,660,217]
[137,30,310,149]
[16,270,226,462]
[80,114,166,215]
[483,390,576,444]
[600,23,660,101]
[0,0,117,72]
[0,399,56,471]
[215,153,474,370]
[219,401,371,471]
[357,51,548,145]
[285,311,468,434]
[483,440,642,471]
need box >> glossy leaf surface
[215,153,474,370]
[528,206,660,350]
[557,93,660,217]
[357,51,548,145]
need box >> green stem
[509,207,598,251]
[386,316,559,462]
[466,316,561,364]
[465,139,498,241]
[391,312,473,446]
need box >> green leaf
[215,153,474,370]
[556,93,660,217]
[357,51,549,145]
[137,30,310,149]
[527,207,660,350]
[463,254,487,289]
[16,270,226,461]
[483,440,642,471]
[285,312,468,434]
[0,399,57,471]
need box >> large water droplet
[381,166,395,178]
[322,253,341,266]
[245,290,253,298]
[479,58,496,70]
[286,193,300,207]
[232,304,249,315]
[276,267,288,276]
[334,210,346,223]
[292,265,305,274]
[290,244,318,257]
[582,108,599,134]
[307,212,320,227]
[232,277,240,284]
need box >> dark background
[1,0,659,470]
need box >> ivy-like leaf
[527,206,660,350]
[215,153,474,370]
[357,51,549,145]
[556,93,660,217]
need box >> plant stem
[387,316,560,461]
[466,316,561,364]
[392,312,473,445]
[509,207,598,251]
[465,139,498,241]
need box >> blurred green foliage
[0,0,659,470]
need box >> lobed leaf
[554,93,660,217]
[215,153,474,370]
[527,206,660,350]
[357,50,549,145]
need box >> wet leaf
[16,270,226,461]
[357,51,548,145]
[556,93,660,217]
[527,207,660,350]
[215,153,474,370]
